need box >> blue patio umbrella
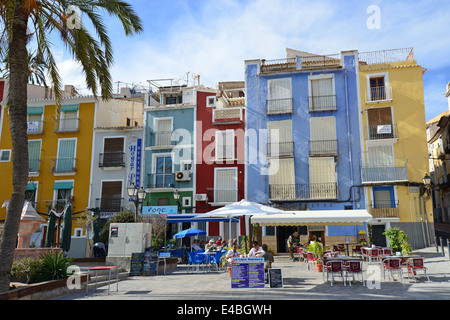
[173,228,207,239]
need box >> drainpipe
[344,67,354,206]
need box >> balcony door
[214,168,237,203]
[370,77,386,101]
[309,157,337,199]
[101,181,122,212]
[268,120,293,157]
[154,155,173,188]
[367,107,394,140]
[155,118,172,147]
[310,116,337,155]
[56,138,76,173]
[373,186,395,209]
[269,158,295,200]
[103,137,124,166]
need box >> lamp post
[127,183,146,222]
[420,174,432,248]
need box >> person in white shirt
[248,241,262,257]
[191,239,201,251]
[226,242,239,263]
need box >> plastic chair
[210,251,225,272]
[344,260,364,286]
[187,252,206,273]
[325,261,345,286]
[352,245,362,256]
[382,258,404,284]
[367,248,380,264]
[407,257,430,282]
[306,252,317,271]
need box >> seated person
[191,239,201,251]
[226,242,239,263]
[216,237,223,246]
[205,239,215,251]
[248,241,262,257]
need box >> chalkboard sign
[129,253,143,276]
[268,268,283,288]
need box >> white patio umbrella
[194,200,284,251]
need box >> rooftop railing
[359,47,414,65]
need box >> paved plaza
[52,246,450,302]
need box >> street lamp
[127,183,146,221]
[423,174,431,186]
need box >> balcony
[308,95,337,112]
[309,140,338,156]
[361,166,408,184]
[54,117,79,133]
[96,197,124,213]
[212,107,243,124]
[260,54,341,73]
[147,173,175,189]
[359,47,414,65]
[27,121,44,135]
[269,183,338,201]
[266,98,293,115]
[267,141,294,158]
[366,85,392,102]
[51,158,77,174]
[99,152,125,168]
[369,201,400,219]
[206,188,240,205]
[367,124,397,141]
[29,159,41,174]
[148,131,176,149]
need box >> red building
[195,82,246,240]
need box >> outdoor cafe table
[322,256,363,282]
[85,266,119,296]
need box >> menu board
[129,253,143,276]
[231,258,265,289]
[268,269,283,288]
[142,250,158,276]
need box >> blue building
[245,49,366,252]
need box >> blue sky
[55,0,450,121]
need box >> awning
[250,210,372,227]
[53,181,74,190]
[167,214,240,223]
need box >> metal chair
[344,260,364,286]
[407,257,430,282]
[367,248,380,264]
[325,261,346,286]
[382,258,404,284]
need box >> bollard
[435,237,439,252]
[440,237,445,257]
[447,239,450,260]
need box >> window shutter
[57,139,76,172]
[215,169,237,202]
[28,140,41,172]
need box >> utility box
[108,223,152,256]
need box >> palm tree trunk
[0,1,29,293]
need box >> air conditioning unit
[195,194,208,201]
[176,171,191,182]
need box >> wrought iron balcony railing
[361,166,408,184]
[369,200,400,218]
[148,131,176,148]
[367,124,397,140]
[269,183,338,201]
[267,141,294,157]
[54,118,79,133]
[206,188,240,204]
[51,158,77,174]
[266,98,293,115]
[308,95,337,112]
[309,140,338,156]
[96,197,124,213]
[147,173,175,189]
[99,152,125,167]
[366,85,392,102]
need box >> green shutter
[53,181,74,190]
[57,139,76,172]
[28,140,41,172]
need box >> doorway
[277,226,298,253]
[372,224,387,247]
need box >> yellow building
[358,48,434,248]
[0,93,96,254]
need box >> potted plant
[307,240,324,272]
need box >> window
[101,137,125,167]
[100,181,122,212]
[309,75,336,111]
[269,158,296,200]
[214,168,237,203]
[27,107,44,134]
[154,155,173,188]
[53,181,74,212]
[154,118,172,147]
[0,150,11,162]
[367,107,394,140]
[373,186,395,208]
[25,182,38,208]
[55,139,76,173]
[28,140,41,173]
[267,120,293,157]
[157,197,170,205]
[367,74,391,102]
[310,116,337,155]
[267,78,293,114]
[367,145,394,168]
[59,104,79,132]
[215,130,235,161]
[309,157,337,199]
[206,96,216,107]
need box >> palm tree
[0,0,142,292]
[1,50,49,87]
